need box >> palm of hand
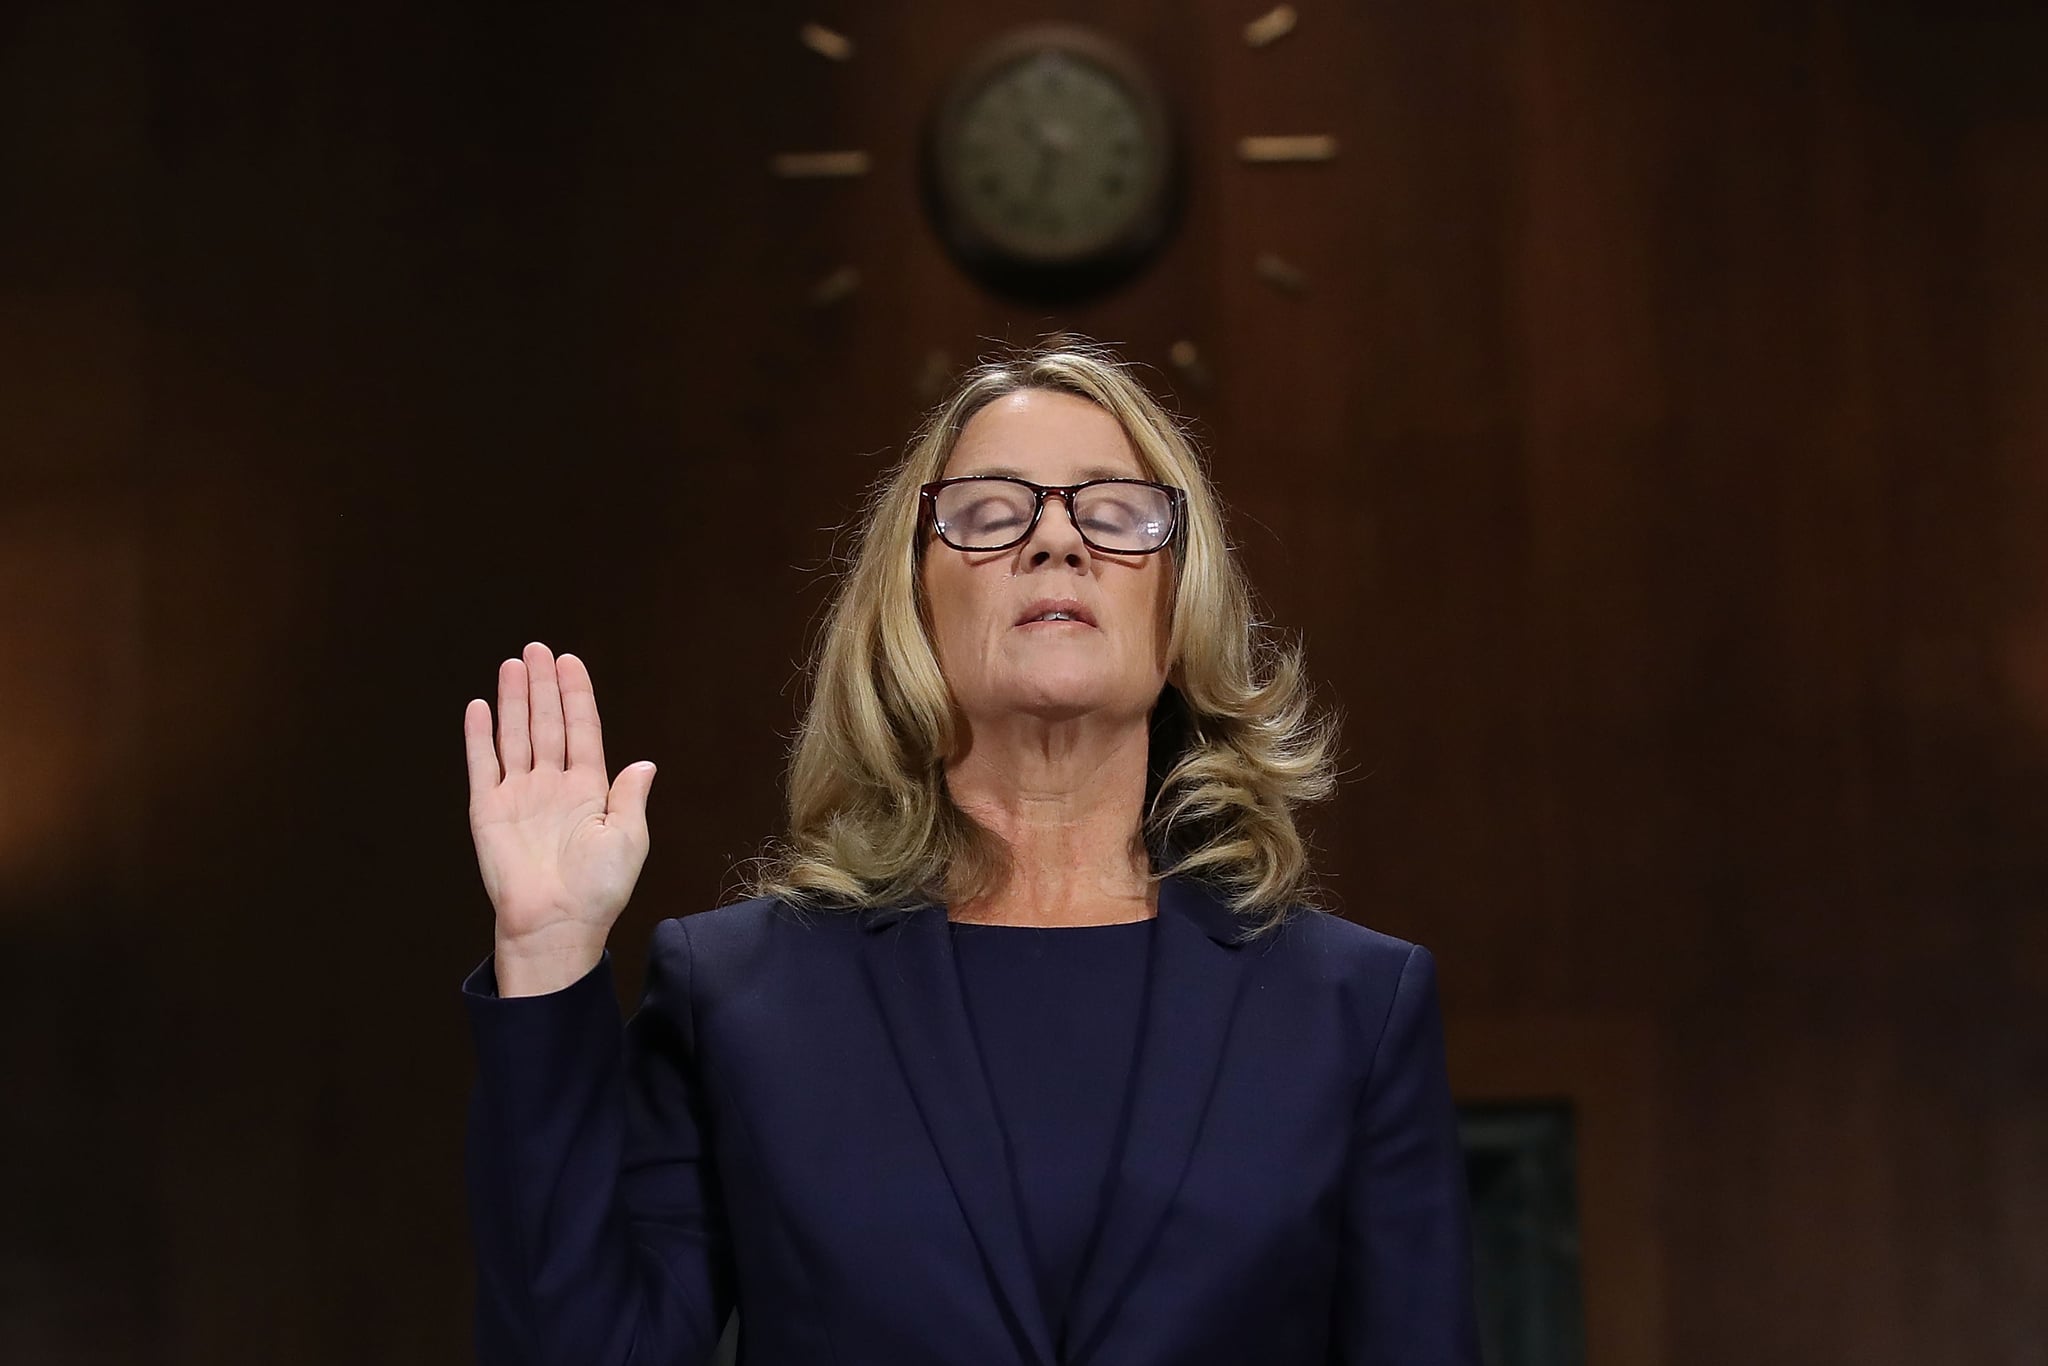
[471,762,635,938]
[463,643,656,951]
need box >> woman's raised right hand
[463,642,657,995]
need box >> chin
[990,682,1090,716]
[1001,676,1151,723]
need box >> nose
[1025,489,1088,566]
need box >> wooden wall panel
[2,0,2043,1362]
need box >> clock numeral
[797,22,855,62]
[1169,339,1213,389]
[1243,5,1299,49]
[1254,252,1308,294]
[771,150,872,178]
[1236,135,1338,163]
[810,265,861,308]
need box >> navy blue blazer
[462,875,1480,1366]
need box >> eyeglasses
[920,476,1186,555]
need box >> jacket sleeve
[462,917,734,1366]
[1332,944,1483,1366]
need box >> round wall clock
[923,23,1180,300]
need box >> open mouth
[1016,599,1097,628]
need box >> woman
[461,340,1481,1366]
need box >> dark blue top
[947,917,1157,1345]
[461,876,1485,1366]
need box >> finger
[463,697,501,796]
[607,761,656,848]
[498,656,532,773]
[525,641,567,771]
[557,653,608,775]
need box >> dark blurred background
[3,1,2044,1362]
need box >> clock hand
[1030,119,1070,198]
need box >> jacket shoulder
[1262,910,1445,1087]
[650,893,861,1005]
[1263,905,1426,987]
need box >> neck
[943,712,1157,926]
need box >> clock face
[926,25,1177,291]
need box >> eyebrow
[957,465,1143,482]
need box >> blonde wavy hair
[744,337,1338,934]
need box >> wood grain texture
[1,0,2042,1361]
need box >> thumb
[607,761,657,844]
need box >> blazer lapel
[1061,877,1254,1366]
[859,903,1058,1366]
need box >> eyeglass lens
[934,479,1175,553]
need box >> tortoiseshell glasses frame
[919,476,1187,556]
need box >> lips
[1015,598,1097,627]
